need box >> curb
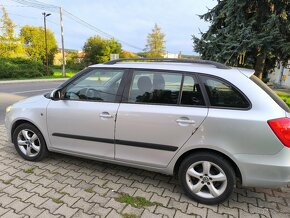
[0,78,68,84]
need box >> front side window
[128,71,182,104]
[200,75,250,109]
[63,68,124,102]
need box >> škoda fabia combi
[5,58,290,204]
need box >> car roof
[90,62,255,78]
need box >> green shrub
[66,59,85,71]
[0,57,52,79]
[277,93,290,108]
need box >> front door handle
[100,112,113,119]
[176,118,196,125]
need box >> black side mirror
[50,89,61,100]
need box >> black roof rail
[104,58,231,69]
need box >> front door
[47,68,125,159]
[115,70,208,167]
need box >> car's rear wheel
[178,152,235,205]
[13,123,48,161]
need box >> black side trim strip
[52,133,178,152]
[115,140,178,151]
[52,133,114,144]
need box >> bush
[0,57,52,79]
[66,59,85,71]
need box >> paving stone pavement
[0,125,289,218]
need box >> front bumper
[235,147,290,187]
[4,112,12,143]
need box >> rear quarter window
[250,75,290,112]
[200,75,250,109]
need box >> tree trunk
[254,52,267,79]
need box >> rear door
[115,70,208,167]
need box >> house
[53,49,68,66]
[75,50,85,63]
[268,61,290,88]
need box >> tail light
[268,118,290,148]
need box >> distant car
[5,58,290,205]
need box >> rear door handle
[99,112,113,119]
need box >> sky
[1,0,217,55]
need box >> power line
[10,0,58,12]
[0,9,59,26]
[0,4,30,7]
[9,0,143,51]
[62,10,143,51]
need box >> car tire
[12,123,48,161]
[178,152,236,205]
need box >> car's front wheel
[13,123,48,161]
[178,152,236,205]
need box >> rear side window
[127,71,205,106]
[128,71,182,104]
[200,75,250,109]
[250,75,290,112]
[181,75,205,106]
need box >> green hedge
[0,57,52,79]
[66,59,85,71]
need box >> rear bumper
[235,148,290,187]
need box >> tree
[83,35,122,64]
[20,25,58,65]
[145,24,166,58]
[0,7,25,57]
[120,50,139,58]
[193,0,290,78]
[65,51,85,71]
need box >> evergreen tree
[145,24,166,58]
[193,0,290,78]
[0,6,25,57]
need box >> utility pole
[42,12,51,75]
[60,7,66,77]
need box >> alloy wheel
[186,161,227,199]
[17,129,41,157]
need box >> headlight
[5,105,12,113]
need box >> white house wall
[269,61,290,88]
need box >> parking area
[0,125,289,218]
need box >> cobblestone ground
[0,125,289,218]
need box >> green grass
[59,191,69,195]
[121,213,139,218]
[3,178,15,184]
[277,92,290,107]
[51,198,64,204]
[115,193,157,208]
[50,68,77,78]
[0,67,77,81]
[84,187,94,193]
[24,167,34,174]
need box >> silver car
[5,58,290,205]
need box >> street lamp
[42,12,51,75]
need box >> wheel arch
[173,148,242,183]
[11,119,42,143]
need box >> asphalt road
[0,80,64,124]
